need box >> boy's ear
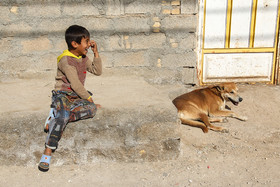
[71,41,78,49]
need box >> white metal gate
[198,0,280,84]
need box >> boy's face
[75,37,90,56]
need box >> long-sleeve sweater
[54,50,102,99]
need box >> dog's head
[214,82,243,105]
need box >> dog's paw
[202,127,209,133]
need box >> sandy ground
[0,77,280,187]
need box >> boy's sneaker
[44,108,55,133]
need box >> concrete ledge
[0,108,180,166]
[0,75,183,166]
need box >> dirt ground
[0,79,280,187]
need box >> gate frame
[197,0,280,85]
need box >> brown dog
[172,82,247,133]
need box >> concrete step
[0,107,180,166]
[0,75,186,166]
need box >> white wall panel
[254,0,278,47]
[204,0,227,48]
[230,0,252,48]
[203,53,273,82]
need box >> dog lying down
[172,82,247,133]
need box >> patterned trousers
[45,91,97,150]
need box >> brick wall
[0,0,198,85]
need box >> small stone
[162,9,171,14]
[10,6,18,14]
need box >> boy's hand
[90,40,99,58]
[95,104,102,109]
[87,97,94,103]
[87,97,102,108]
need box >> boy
[38,25,102,172]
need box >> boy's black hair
[65,25,90,50]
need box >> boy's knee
[80,102,97,119]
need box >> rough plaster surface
[0,0,198,85]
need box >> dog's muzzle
[229,96,243,105]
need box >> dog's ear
[215,85,225,92]
[210,85,223,95]
[211,85,225,95]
